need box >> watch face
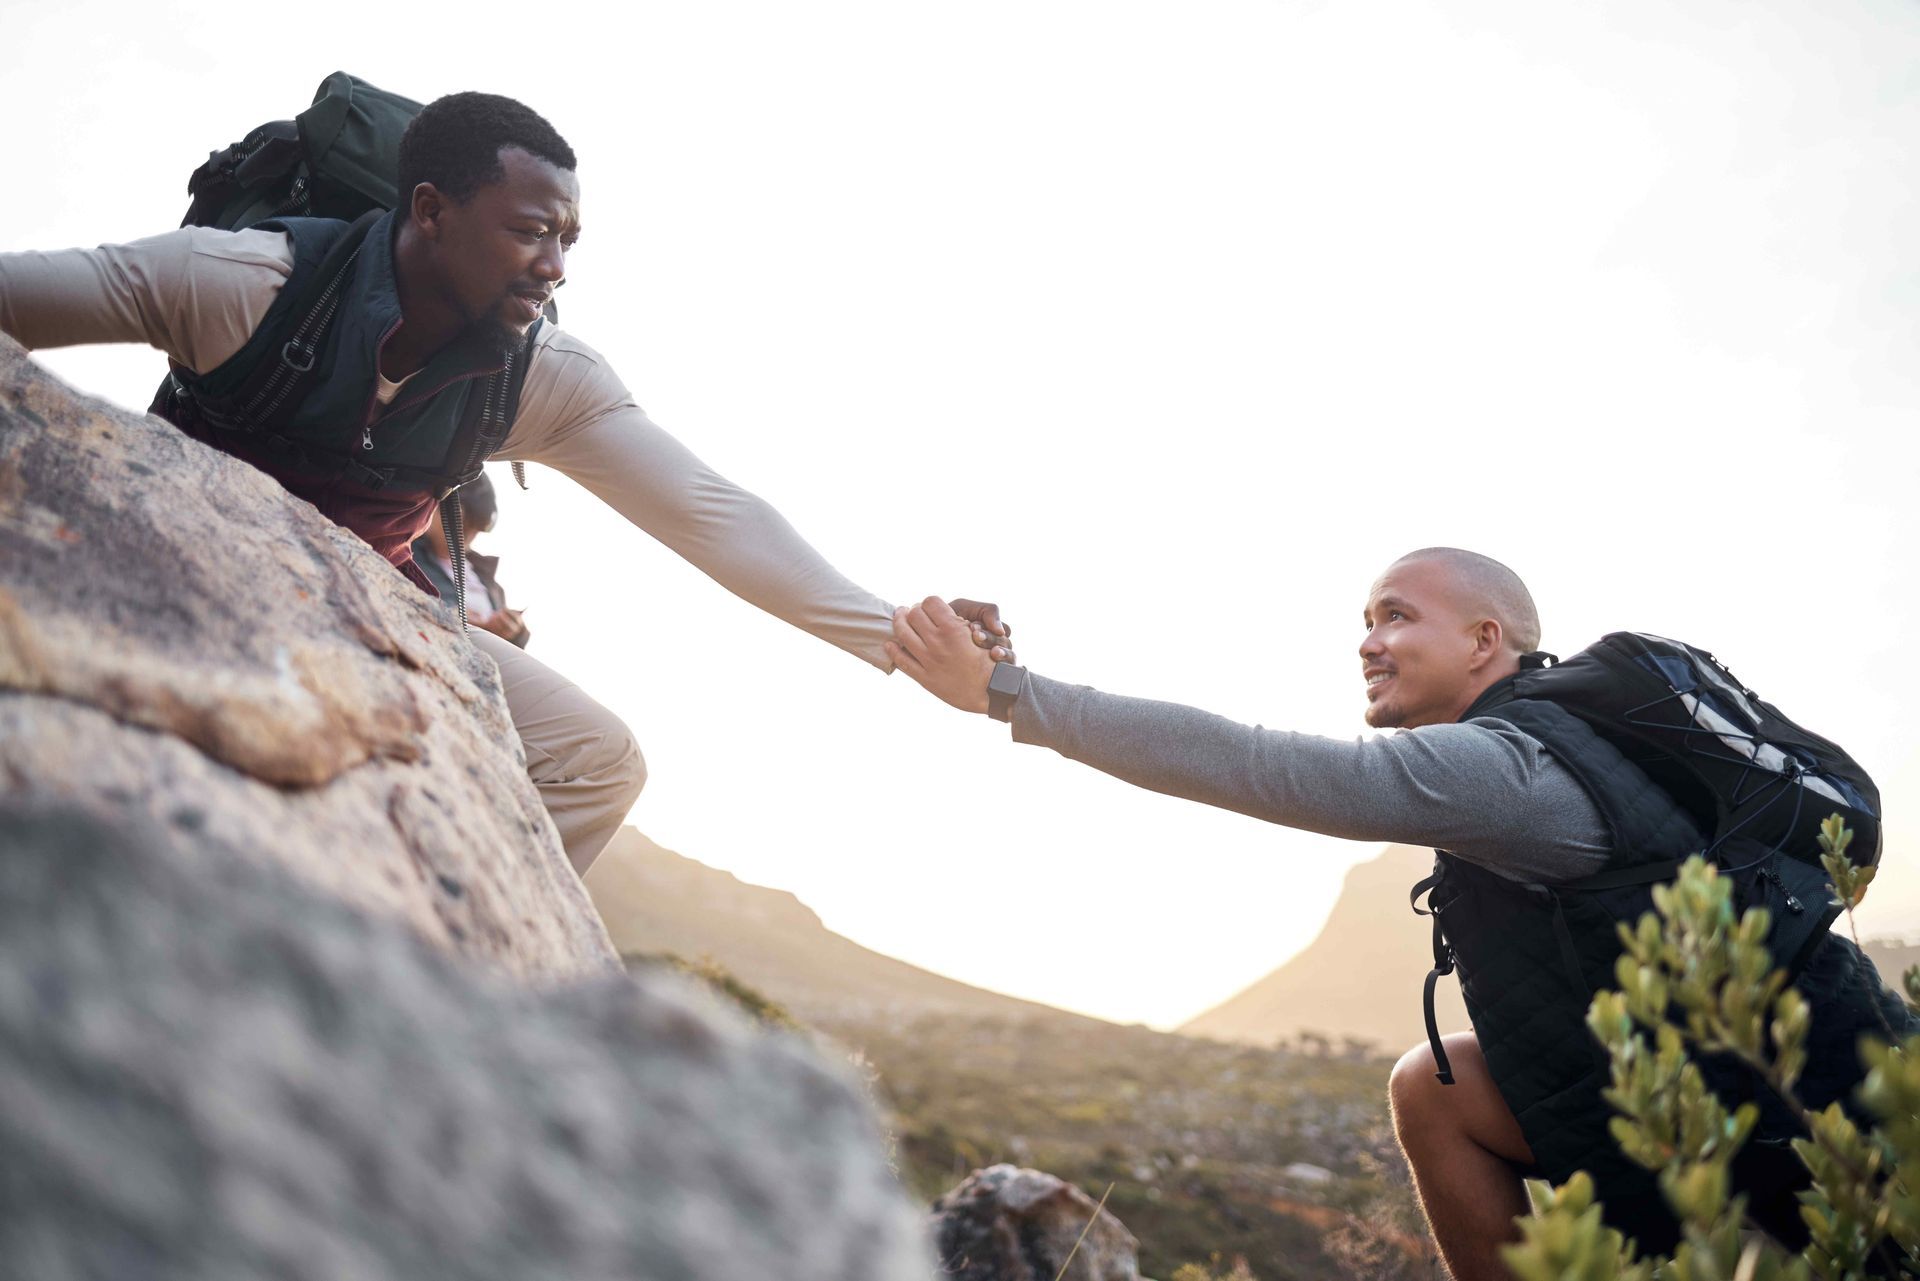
[989,663,1025,696]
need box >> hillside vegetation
[587,827,1920,1278]
[819,1009,1434,1281]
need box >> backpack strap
[182,120,305,229]
[165,210,381,444]
[223,209,381,435]
[1410,867,1457,1085]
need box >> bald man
[886,549,1805,1278]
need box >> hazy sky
[6,0,1917,1029]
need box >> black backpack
[1413,632,1882,1082]
[163,73,536,624]
[181,72,424,230]
[1507,633,1880,898]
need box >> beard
[463,304,528,360]
[452,286,543,361]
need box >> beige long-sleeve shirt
[0,226,897,669]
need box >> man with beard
[0,91,1006,874]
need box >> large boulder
[0,336,934,1278]
[931,1165,1140,1281]
[0,801,933,1280]
[0,332,609,978]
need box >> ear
[409,183,447,238]
[1466,618,1504,671]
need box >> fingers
[891,599,999,714]
[895,600,964,660]
[901,596,966,650]
[918,595,962,627]
[884,638,928,681]
[899,598,1020,668]
[950,597,1010,638]
[891,606,930,662]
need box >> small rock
[931,1164,1139,1281]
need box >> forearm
[512,404,895,669]
[1007,674,1581,860]
[639,474,896,668]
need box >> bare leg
[1390,1032,1534,1281]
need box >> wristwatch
[987,662,1027,723]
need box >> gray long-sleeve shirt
[1010,673,1612,882]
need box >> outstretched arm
[499,331,1008,670]
[888,596,1611,879]
[0,227,292,372]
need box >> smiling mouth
[1365,672,1394,697]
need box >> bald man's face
[1358,558,1490,729]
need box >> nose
[1359,626,1385,661]
[533,238,566,283]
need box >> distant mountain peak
[1178,845,1466,1054]
[583,827,1097,1027]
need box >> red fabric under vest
[176,419,442,596]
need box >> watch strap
[987,663,1027,723]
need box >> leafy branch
[1502,824,1919,1281]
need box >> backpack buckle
[281,340,316,373]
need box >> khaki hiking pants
[469,628,646,874]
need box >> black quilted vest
[1423,674,1916,1248]
[159,212,519,491]
[149,213,534,588]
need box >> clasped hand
[887,596,1013,715]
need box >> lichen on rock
[0,333,609,978]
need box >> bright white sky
[6,0,1917,1029]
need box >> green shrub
[1503,818,1919,1281]
[619,951,799,1030]
[1171,1255,1259,1281]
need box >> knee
[1391,1033,1534,1168]
[598,722,647,808]
[1390,1033,1483,1139]
[532,706,647,812]
[1390,1042,1444,1137]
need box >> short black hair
[397,92,576,204]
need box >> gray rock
[0,802,935,1281]
[0,331,610,979]
[930,1165,1140,1281]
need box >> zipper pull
[361,424,374,452]
[1763,867,1804,914]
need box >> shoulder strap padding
[1470,696,1707,871]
